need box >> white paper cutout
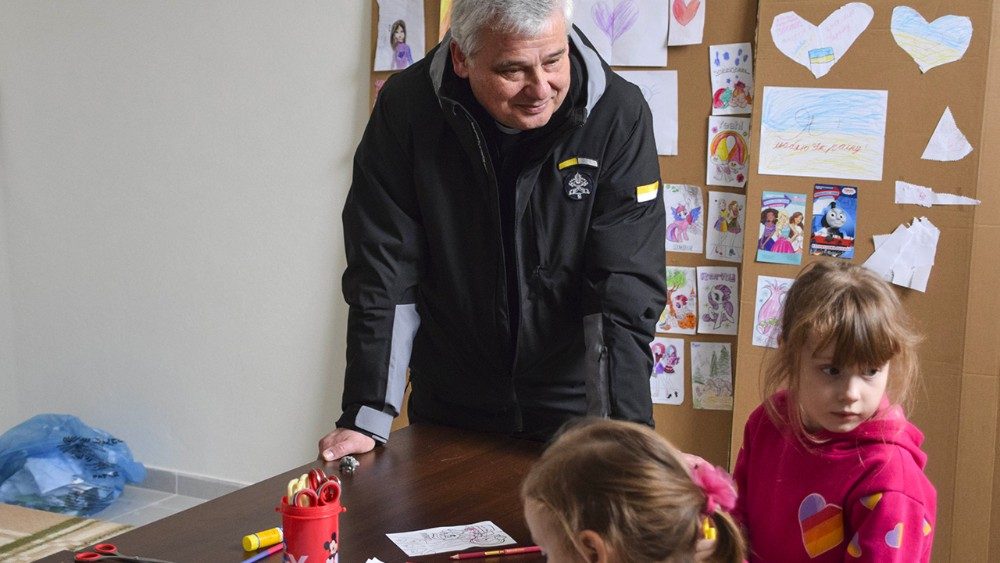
[752,276,793,348]
[657,266,698,335]
[710,43,753,116]
[707,116,750,188]
[690,342,733,410]
[891,6,972,73]
[894,181,980,207]
[668,0,706,46]
[696,267,739,335]
[770,3,873,79]
[574,0,670,67]
[386,521,515,556]
[863,217,940,293]
[705,192,746,263]
[663,184,704,253]
[374,0,426,71]
[650,337,685,404]
[758,87,887,181]
[922,107,973,161]
[619,71,678,155]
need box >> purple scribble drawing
[592,0,639,44]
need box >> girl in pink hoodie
[734,261,936,562]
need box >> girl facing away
[522,419,746,562]
[733,260,936,562]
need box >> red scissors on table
[74,543,174,562]
[292,477,341,507]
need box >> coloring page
[691,342,733,410]
[710,43,753,116]
[752,275,793,348]
[696,267,738,335]
[706,116,750,188]
[374,0,426,71]
[657,266,697,335]
[705,192,746,263]
[650,336,685,405]
[574,0,669,67]
[387,521,514,557]
[668,0,706,46]
[663,184,704,253]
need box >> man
[319,0,665,461]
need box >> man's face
[450,11,571,130]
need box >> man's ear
[577,530,610,563]
[450,41,470,78]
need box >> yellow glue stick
[242,527,283,551]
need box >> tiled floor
[91,486,205,528]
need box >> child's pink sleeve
[845,491,933,562]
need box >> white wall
[0,1,371,483]
[0,156,18,432]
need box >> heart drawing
[891,6,972,73]
[771,2,874,79]
[673,0,701,27]
[592,0,639,44]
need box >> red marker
[449,546,542,559]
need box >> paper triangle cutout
[922,107,973,161]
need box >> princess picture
[390,19,414,70]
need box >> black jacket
[338,27,666,442]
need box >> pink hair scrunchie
[683,453,738,515]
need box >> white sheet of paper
[707,116,750,187]
[710,43,753,116]
[758,87,887,181]
[374,0,426,71]
[894,180,980,207]
[705,192,746,263]
[891,6,973,73]
[619,71,678,155]
[863,218,940,293]
[696,267,739,335]
[650,337,685,404]
[690,342,733,410]
[574,0,669,67]
[752,276,793,348]
[873,234,889,249]
[771,2,873,79]
[386,521,515,557]
[922,107,973,161]
[662,183,703,253]
[668,0,706,46]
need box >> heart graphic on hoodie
[885,522,904,548]
[798,493,844,557]
[672,0,700,26]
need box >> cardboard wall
[733,2,998,561]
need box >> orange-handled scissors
[74,542,174,562]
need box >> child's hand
[694,538,716,562]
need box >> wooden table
[37,424,544,562]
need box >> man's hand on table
[318,428,376,461]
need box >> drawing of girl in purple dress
[758,208,777,251]
[390,20,413,71]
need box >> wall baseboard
[134,466,248,500]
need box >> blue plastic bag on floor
[0,414,146,516]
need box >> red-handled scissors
[291,479,341,507]
[74,543,174,562]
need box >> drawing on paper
[375,0,426,71]
[619,71,678,155]
[663,184,703,253]
[697,267,738,336]
[593,0,639,43]
[758,87,887,181]
[691,342,733,410]
[650,336,685,404]
[574,0,669,67]
[810,184,858,259]
[752,276,793,348]
[711,43,753,116]
[891,6,972,73]
[386,521,515,557]
[770,3,873,79]
[657,266,697,335]
[706,192,746,263]
[668,0,706,46]
[757,191,806,265]
[922,107,973,161]
[706,116,750,188]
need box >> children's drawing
[758,87,887,181]
[662,184,703,253]
[757,191,806,265]
[657,266,697,335]
[386,521,515,557]
[668,0,706,46]
[375,0,426,72]
[574,0,669,67]
[650,337,685,405]
[706,116,750,188]
[706,192,746,263]
[710,43,753,116]
[438,0,452,40]
[863,217,939,293]
[891,6,972,73]
[770,3,873,79]
[752,275,793,348]
[810,184,857,259]
[619,71,678,155]
[894,180,980,207]
[922,107,973,161]
[690,342,733,410]
[696,267,738,336]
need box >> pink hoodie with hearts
[733,392,936,562]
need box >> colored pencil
[241,542,284,563]
[449,546,542,559]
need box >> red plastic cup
[278,496,346,562]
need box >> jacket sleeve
[337,81,424,443]
[844,491,934,562]
[583,93,665,425]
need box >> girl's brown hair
[520,419,746,562]
[762,260,922,438]
[390,19,406,49]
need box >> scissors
[291,478,341,507]
[74,543,174,562]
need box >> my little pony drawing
[702,284,736,330]
[667,203,702,243]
